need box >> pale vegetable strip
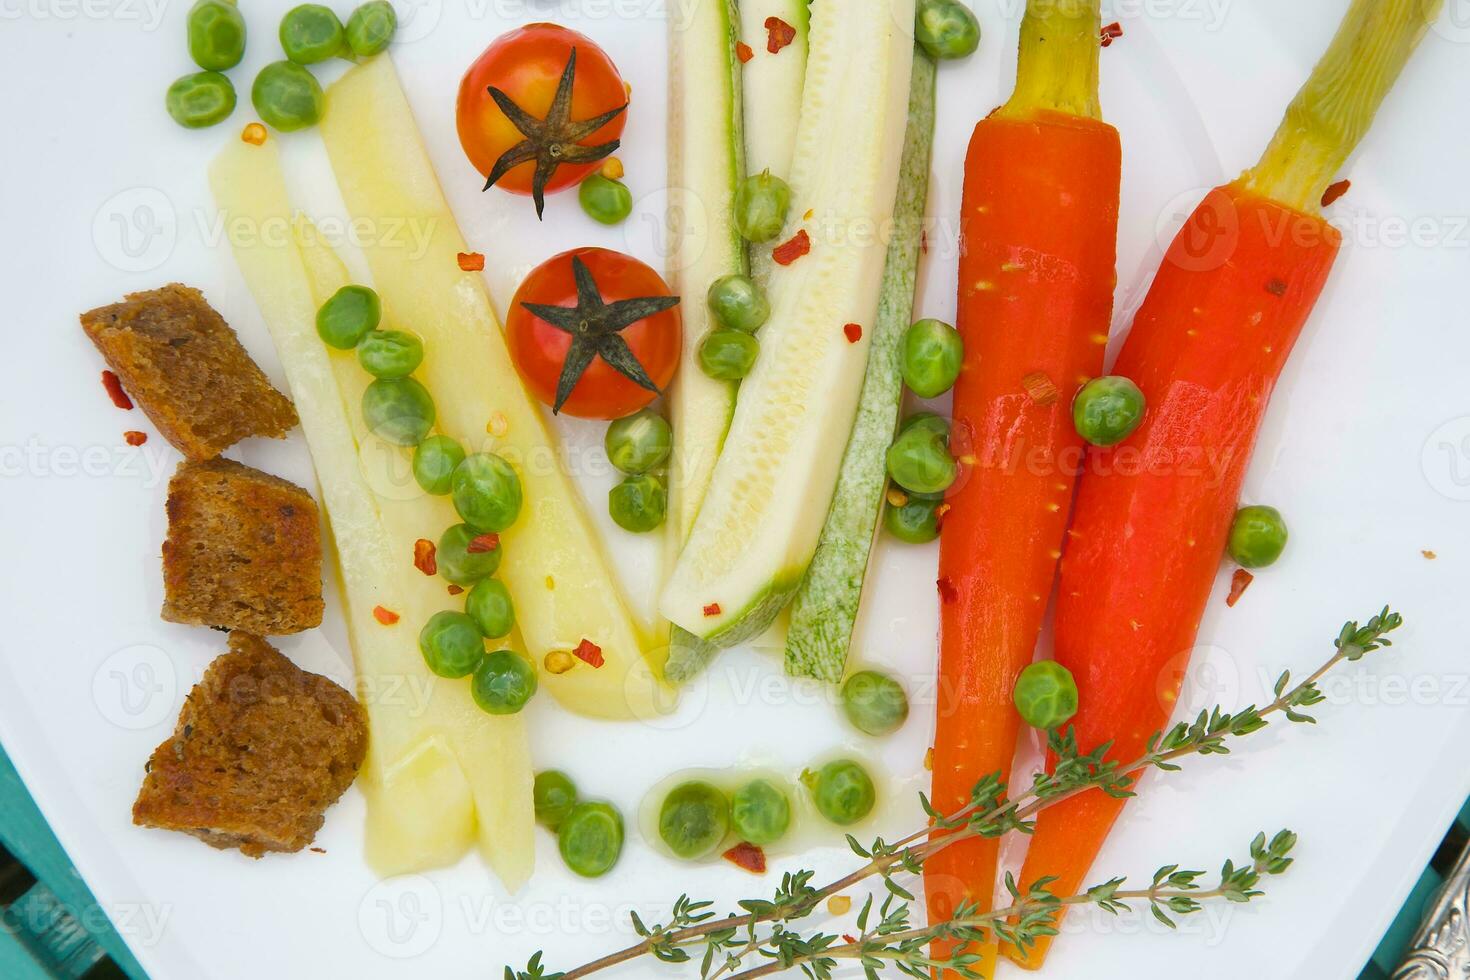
[784,50,937,681]
[210,138,534,889]
[319,55,665,720]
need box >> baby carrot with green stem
[925,0,1121,975]
[1005,0,1442,968]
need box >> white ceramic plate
[3,1,1469,977]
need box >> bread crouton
[81,284,297,460]
[132,633,367,857]
[162,458,324,635]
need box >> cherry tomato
[507,248,681,420]
[456,23,628,199]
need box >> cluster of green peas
[165,0,396,131]
[315,284,538,716]
[602,409,671,533]
[883,319,964,544]
[533,770,623,878]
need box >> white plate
[3,1,1469,977]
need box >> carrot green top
[999,0,1102,120]
[1245,0,1443,214]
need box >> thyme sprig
[507,606,1400,980]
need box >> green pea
[345,0,396,57]
[1228,505,1288,569]
[165,72,237,129]
[187,0,246,71]
[578,174,633,225]
[608,474,667,533]
[558,801,624,878]
[884,494,940,544]
[356,329,423,379]
[604,409,671,475]
[465,578,515,638]
[471,649,537,715]
[915,0,981,61]
[436,523,502,586]
[804,760,876,826]
[840,670,910,736]
[730,779,791,846]
[316,284,381,349]
[733,170,791,244]
[886,428,956,496]
[362,377,435,446]
[707,274,769,334]
[412,435,464,495]
[533,770,578,831]
[658,781,730,860]
[280,4,344,64]
[251,60,324,132]
[1072,376,1146,447]
[1013,661,1078,730]
[901,318,963,398]
[452,453,523,532]
[699,329,759,380]
[418,610,484,679]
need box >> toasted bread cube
[133,633,367,857]
[81,284,297,460]
[162,458,323,634]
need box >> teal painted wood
[0,747,148,980]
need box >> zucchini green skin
[784,49,937,682]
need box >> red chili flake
[373,605,400,625]
[920,229,929,255]
[764,16,796,53]
[1226,568,1254,608]
[703,602,722,617]
[1265,278,1288,297]
[1100,21,1124,46]
[736,41,754,63]
[413,538,437,576]
[457,251,485,272]
[842,934,858,945]
[309,846,326,854]
[1021,371,1059,406]
[843,323,862,344]
[101,370,133,410]
[447,584,465,595]
[1321,179,1351,207]
[123,430,147,446]
[722,842,767,873]
[772,229,811,266]
[572,638,605,669]
[466,532,500,554]
[937,577,958,604]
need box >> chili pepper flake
[722,842,767,873]
[466,532,500,554]
[1265,278,1288,297]
[1422,549,1438,560]
[921,229,929,255]
[457,251,485,272]
[736,41,754,63]
[703,602,722,617]
[545,650,577,674]
[842,934,858,945]
[241,122,267,145]
[1225,568,1254,608]
[843,323,863,343]
[1021,371,1059,405]
[447,584,464,595]
[1321,179,1351,207]
[413,538,437,576]
[101,370,133,410]
[123,430,147,446]
[764,16,796,53]
[772,229,811,266]
[572,638,605,669]
[373,605,400,625]
[937,577,958,604]
[1100,21,1124,46]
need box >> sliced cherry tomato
[456,24,628,216]
[507,247,681,420]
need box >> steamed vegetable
[1007,0,1439,966]
[187,0,246,71]
[1228,505,1289,568]
[165,72,237,129]
[251,61,323,131]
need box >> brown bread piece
[162,458,324,634]
[80,283,297,460]
[132,633,367,857]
